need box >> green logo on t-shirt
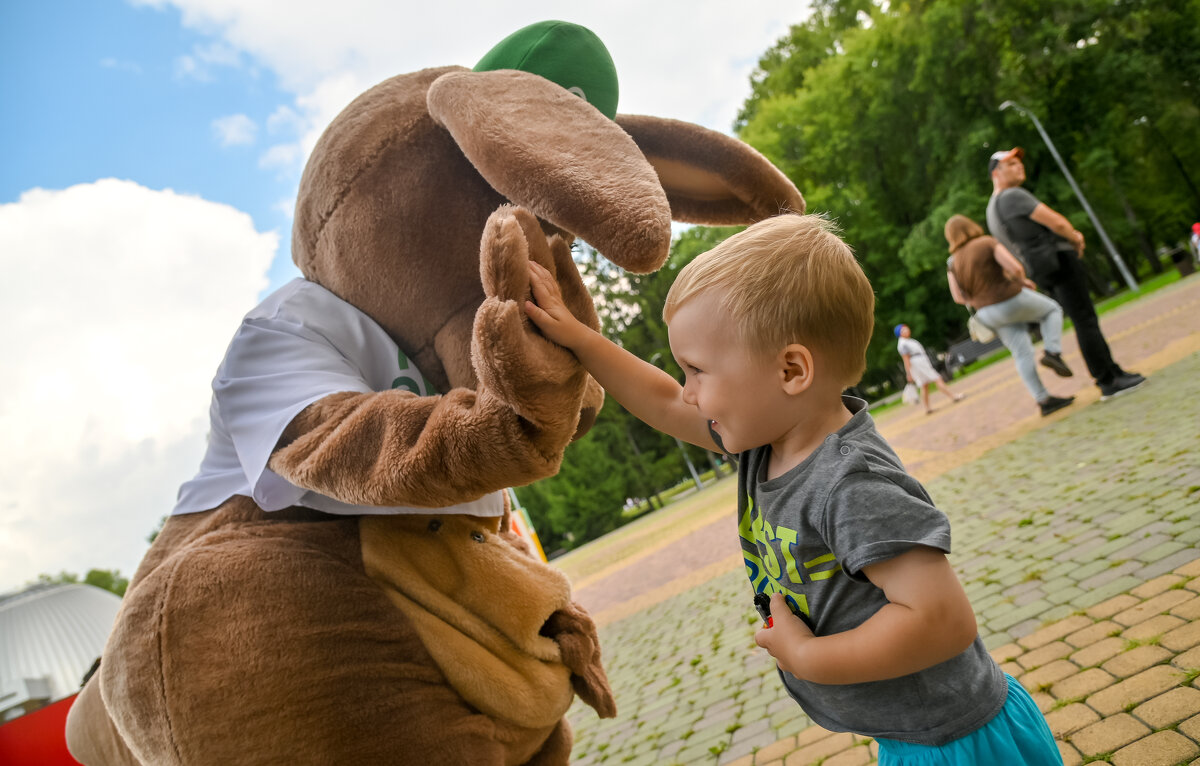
[740,493,840,618]
[391,349,423,394]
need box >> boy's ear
[779,344,815,394]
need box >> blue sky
[1,0,302,288]
[0,0,802,592]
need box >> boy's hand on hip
[754,593,814,678]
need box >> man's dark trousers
[1039,250,1119,385]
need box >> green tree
[35,569,129,598]
[520,0,1200,549]
[738,0,1200,393]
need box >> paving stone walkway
[558,276,1200,765]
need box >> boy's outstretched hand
[526,260,591,350]
[753,593,815,679]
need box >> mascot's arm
[269,206,595,508]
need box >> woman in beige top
[945,215,1075,417]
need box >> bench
[942,336,1006,377]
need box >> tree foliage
[35,569,129,598]
[738,0,1200,392]
[520,0,1199,553]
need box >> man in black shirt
[985,148,1144,400]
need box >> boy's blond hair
[663,214,875,386]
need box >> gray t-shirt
[986,187,1070,280]
[736,397,1005,745]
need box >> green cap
[474,20,619,120]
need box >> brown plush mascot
[65,20,803,765]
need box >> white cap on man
[987,147,1024,174]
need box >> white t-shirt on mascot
[173,278,505,518]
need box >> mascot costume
[66,21,802,765]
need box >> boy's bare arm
[754,546,978,684]
[525,261,717,451]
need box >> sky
[0,0,807,593]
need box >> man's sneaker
[1039,395,1075,416]
[1099,373,1146,401]
[1117,371,1145,386]
[1040,352,1073,377]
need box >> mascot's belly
[67,499,580,766]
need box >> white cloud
[258,142,302,170]
[0,180,276,592]
[100,57,143,74]
[132,0,806,175]
[212,113,258,145]
[272,196,296,219]
[265,104,302,135]
[174,40,245,81]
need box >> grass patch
[1051,696,1086,711]
[868,398,904,417]
[1091,268,1181,315]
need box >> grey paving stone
[570,349,1200,763]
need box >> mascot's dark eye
[428,519,442,532]
[471,531,485,543]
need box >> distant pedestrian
[895,324,964,414]
[944,214,1075,416]
[986,147,1145,400]
[1190,223,1200,267]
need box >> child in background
[895,323,964,414]
[524,214,1061,764]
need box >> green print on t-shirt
[739,493,839,618]
[391,348,423,394]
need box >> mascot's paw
[473,206,593,431]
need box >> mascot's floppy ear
[429,19,802,272]
[474,20,804,227]
[616,114,805,225]
[428,69,671,274]
[439,19,671,274]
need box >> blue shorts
[876,675,1061,765]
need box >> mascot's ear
[616,114,805,225]
[428,69,671,274]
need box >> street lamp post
[999,100,1139,291]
